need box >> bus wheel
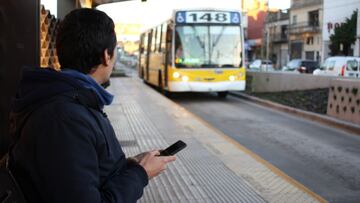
[217,91,228,98]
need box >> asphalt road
[171,92,360,203]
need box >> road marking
[184,107,328,203]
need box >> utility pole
[355,8,360,57]
[266,28,270,61]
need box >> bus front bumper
[168,81,245,92]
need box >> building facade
[322,0,360,59]
[243,0,268,62]
[289,0,323,62]
[263,9,289,69]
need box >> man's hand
[131,150,176,179]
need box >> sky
[40,0,290,20]
[97,0,291,29]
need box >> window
[281,25,288,39]
[305,51,314,60]
[148,31,152,53]
[156,26,162,52]
[143,33,149,54]
[306,37,314,45]
[140,34,145,54]
[308,10,319,26]
[328,61,335,70]
[152,29,157,52]
[347,60,359,71]
[174,25,242,68]
[161,24,167,52]
[292,15,297,25]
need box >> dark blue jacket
[9,67,148,203]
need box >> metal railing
[289,21,321,34]
[270,33,288,43]
[266,11,290,23]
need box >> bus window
[166,25,173,64]
[158,25,163,52]
[147,31,152,54]
[174,25,242,68]
[139,34,145,54]
[143,33,148,54]
[152,28,157,52]
[160,24,167,52]
[156,26,162,52]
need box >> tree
[329,10,357,56]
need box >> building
[289,0,323,62]
[243,0,269,61]
[263,9,289,69]
[322,0,360,59]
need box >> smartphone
[159,140,187,156]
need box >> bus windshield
[175,25,242,68]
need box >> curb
[230,92,360,135]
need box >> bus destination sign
[175,11,241,25]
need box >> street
[171,92,360,203]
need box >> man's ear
[102,49,111,66]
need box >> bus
[138,9,246,98]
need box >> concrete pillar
[0,0,40,157]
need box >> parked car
[282,59,319,73]
[313,56,360,78]
[120,54,138,68]
[248,59,274,71]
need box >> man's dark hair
[56,8,117,74]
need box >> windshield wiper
[175,63,188,68]
[221,64,235,68]
[201,64,219,68]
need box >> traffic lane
[172,92,360,203]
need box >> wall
[327,79,360,124]
[247,71,335,92]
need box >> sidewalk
[105,77,326,203]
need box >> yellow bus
[138,9,246,98]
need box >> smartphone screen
[159,140,187,156]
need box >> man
[8,8,175,202]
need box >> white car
[248,59,274,72]
[313,56,360,78]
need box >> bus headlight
[182,75,189,82]
[229,75,236,81]
[173,72,180,78]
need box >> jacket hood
[12,67,83,114]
